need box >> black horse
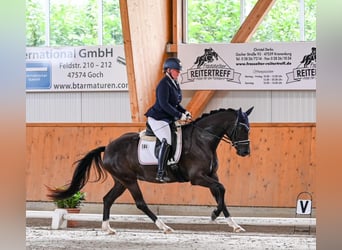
[194,48,219,68]
[300,47,316,67]
[48,107,254,234]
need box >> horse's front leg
[208,181,226,221]
[205,174,245,233]
[225,217,245,232]
[190,175,226,219]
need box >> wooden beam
[186,0,276,118]
[185,90,215,118]
[119,0,139,122]
[166,43,178,53]
[166,0,183,53]
[172,0,179,46]
[120,0,172,122]
[232,0,275,43]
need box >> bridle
[189,119,250,148]
[227,122,250,148]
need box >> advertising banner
[178,42,316,90]
[26,45,128,92]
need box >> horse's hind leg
[126,181,174,234]
[101,181,126,234]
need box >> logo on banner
[286,47,316,84]
[180,48,241,85]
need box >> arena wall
[26,122,316,208]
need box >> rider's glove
[185,111,192,119]
[180,113,187,121]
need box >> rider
[145,57,191,182]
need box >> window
[186,0,316,43]
[26,0,316,46]
[26,0,123,46]
[26,0,46,46]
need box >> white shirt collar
[166,72,179,89]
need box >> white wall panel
[183,90,316,123]
[26,92,131,122]
[26,90,316,123]
[81,92,131,122]
[205,91,272,122]
[26,92,82,122]
[271,91,316,122]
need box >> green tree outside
[26,0,316,47]
[26,0,46,46]
[103,0,123,45]
[187,0,240,43]
[187,0,316,43]
[49,0,99,46]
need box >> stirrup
[167,159,176,165]
[156,175,170,183]
[167,158,178,170]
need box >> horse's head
[228,107,254,157]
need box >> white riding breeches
[147,117,172,145]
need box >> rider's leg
[156,138,171,182]
[147,117,172,182]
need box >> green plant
[54,190,86,209]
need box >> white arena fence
[26,209,316,230]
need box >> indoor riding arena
[26,0,316,249]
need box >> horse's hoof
[211,211,218,221]
[102,228,116,235]
[163,227,174,234]
[156,219,174,233]
[99,230,116,235]
[107,229,116,235]
[102,221,116,235]
[233,227,246,233]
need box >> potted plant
[53,189,86,227]
[54,190,86,209]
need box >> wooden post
[119,0,172,122]
[119,0,139,122]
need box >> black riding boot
[156,138,171,182]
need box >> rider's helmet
[163,57,182,72]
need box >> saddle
[138,122,182,166]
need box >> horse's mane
[186,108,236,126]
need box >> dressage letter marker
[296,199,312,215]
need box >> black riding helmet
[163,57,182,72]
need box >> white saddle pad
[138,126,182,165]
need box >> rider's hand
[185,111,192,120]
[180,113,187,121]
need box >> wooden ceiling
[119,0,275,122]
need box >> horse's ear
[245,106,254,116]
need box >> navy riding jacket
[145,74,186,123]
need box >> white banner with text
[26,45,128,92]
[178,42,316,90]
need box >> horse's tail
[47,146,107,200]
